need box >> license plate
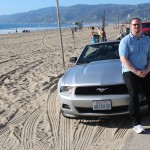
[93,100,112,110]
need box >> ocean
[0,23,75,34]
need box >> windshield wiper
[76,61,92,64]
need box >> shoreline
[0,22,75,35]
[0,22,118,35]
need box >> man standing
[90,27,98,44]
[100,27,107,42]
[119,18,150,134]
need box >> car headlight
[60,86,74,95]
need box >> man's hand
[136,70,147,78]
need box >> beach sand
[0,25,150,150]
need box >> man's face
[130,19,142,34]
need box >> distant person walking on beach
[90,27,98,44]
[120,24,125,34]
[100,27,107,42]
[71,28,75,38]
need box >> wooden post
[55,0,65,67]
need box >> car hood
[62,59,124,86]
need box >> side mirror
[70,57,77,63]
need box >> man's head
[91,27,95,30]
[130,18,142,36]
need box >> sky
[0,0,150,15]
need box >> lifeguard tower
[75,21,83,31]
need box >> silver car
[57,41,147,118]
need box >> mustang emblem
[96,88,108,92]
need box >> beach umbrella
[55,0,65,67]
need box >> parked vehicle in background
[117,22,150,40]
[142,22,150,38]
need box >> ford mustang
[57,41,147,118]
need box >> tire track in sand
[0,130,11,149]
[58,111,72,150]
[72,120,97,150]
[113,117,132,140]
[46,75,63,148]
[21,107,45,149]
[47,91,60,149]
[88,118,131,150]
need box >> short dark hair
[130,18,141,24]
[91,26,95,30]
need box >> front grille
[75,105,128,114]
[75,84,128,95]
[75,100,147,114]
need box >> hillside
[0,3,150,24]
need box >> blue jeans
[91,36,96,44]
[123,71,150,126]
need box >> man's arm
[120,56,146,78]
[145,58,150,74]
[144,38,150,75]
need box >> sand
[0,25,150,150]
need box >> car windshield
[77,41,120,64]
[142,22,150,28]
